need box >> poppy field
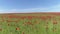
[0,13,60,34]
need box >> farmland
[0,13,60,34]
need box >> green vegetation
[0,13,60,34]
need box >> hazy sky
[0,0,60,13]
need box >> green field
[0,13,60,34]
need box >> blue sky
[0,0,60,13]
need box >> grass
[0,13,60,34]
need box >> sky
[0,0,60,13]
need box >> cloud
[9,8,49,13]
[0,8,48,13]
[47,4,60,12]
[0,4,60,13]
[10,4,60,12]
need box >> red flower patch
[40,16,47,20]
[8,15,15,18]
[21,16,26,20]
[8,15,20,18]
[47,16,51,19]
[27,16,33,20]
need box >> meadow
[0,13,60,34]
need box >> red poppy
[47,16,51,19]
[8,15,20,18]
[22,32,24,34]
[40,16,47,20]
[21,16,26,19]
[2,16,6,18]
[53,29,56,32]
[0,28,2,31]
[8,15,14,18]
[53,21,57,24]
[23,22,33,26]
[26,22,33,25]
[0,16,5,22]
[6,20,18,23]
[27,16,33,20]
[16,27,20,31]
